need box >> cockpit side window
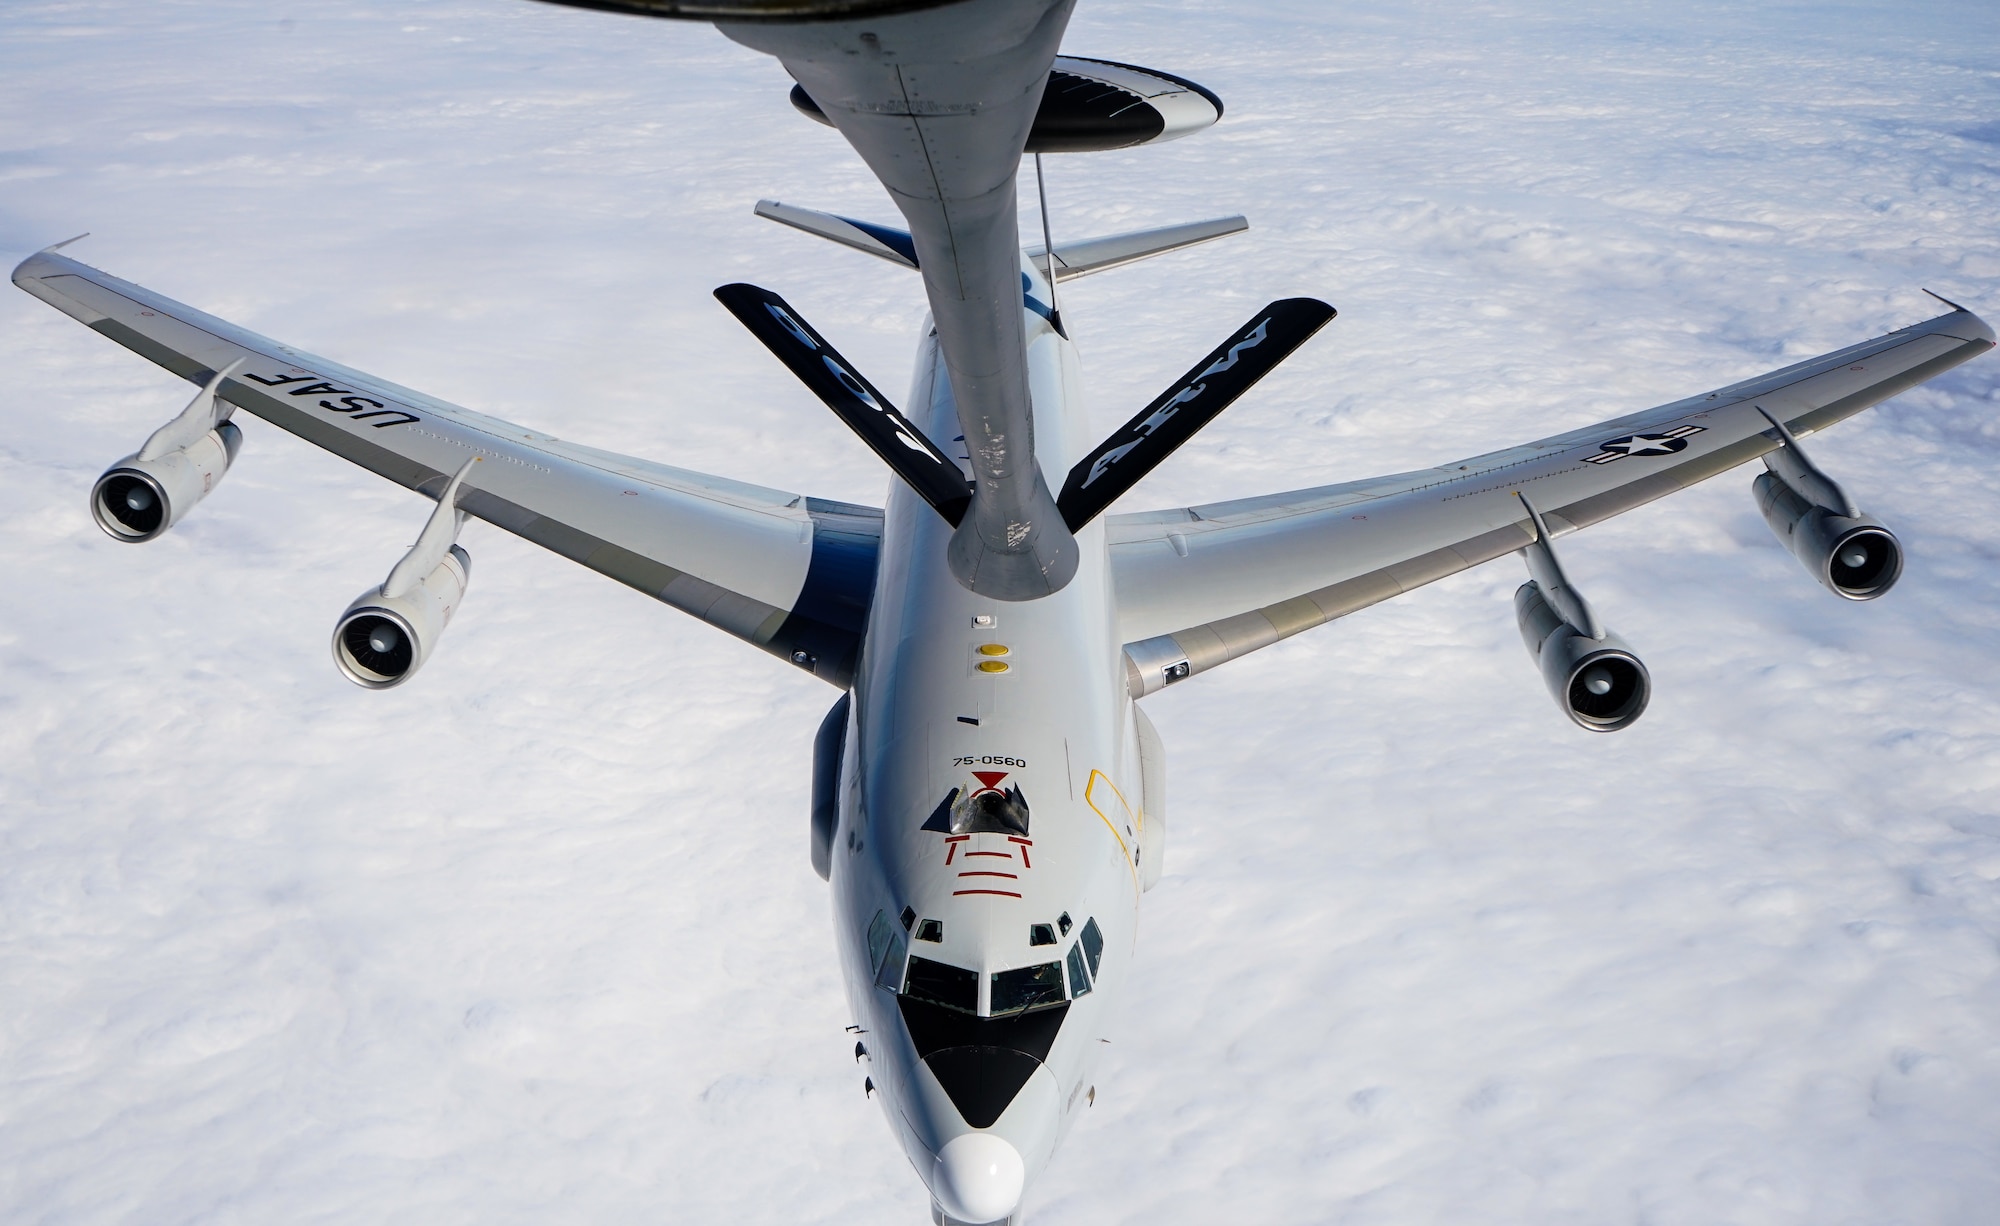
[904,956,978,1015]
[866,910,893,971]
[1081,917,1105,980]
[874,929,907,992]
[990,962,1065,1016]
[1065,942,1092,997]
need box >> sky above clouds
[3,1,1999,1223]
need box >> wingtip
[1917,289,1994,346]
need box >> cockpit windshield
[892,916,1103,1017]
[903,956,978,1015]
[989,962,1064,1016]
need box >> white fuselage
[829,258,1150,1222]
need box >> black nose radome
[924,1047,1041,1129]
[899,996,1069,1129]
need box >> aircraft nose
[932,1132,1024,1224]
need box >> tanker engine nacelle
[332,458,479,689]
[1751,409,1902,600]
[91,361,244,542]
[1512,494,1651,733]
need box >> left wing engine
[15,246,883,688]
[333,459,478,688]
[91,359,245,542]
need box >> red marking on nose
[971,771,1009,793]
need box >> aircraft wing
[1107,303,1994,694]
[13,248,879,686]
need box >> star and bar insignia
[1582,423,1707,465]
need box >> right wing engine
[1108,301,1994,713]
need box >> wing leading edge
[13,248,880,687]
[1109,304,1994,695]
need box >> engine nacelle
[1754,471,1902,601]
[332,545,470,688]
[92,361,247,542]
[1516,581,1651,733]
[91,420,242,542]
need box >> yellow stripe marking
[1084,770,1140,893]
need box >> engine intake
[1516,582,1652,732]
[1751,408,1902,601]
[333,545,470,688]
[92,361,244,542]
[1753,472,1902,601]
[333,457,481,689]
[1510,492,1651,732]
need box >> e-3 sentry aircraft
[15,0,1994,1221]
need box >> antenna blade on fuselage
[715,282,971,527]
[1056,297,1336,532]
